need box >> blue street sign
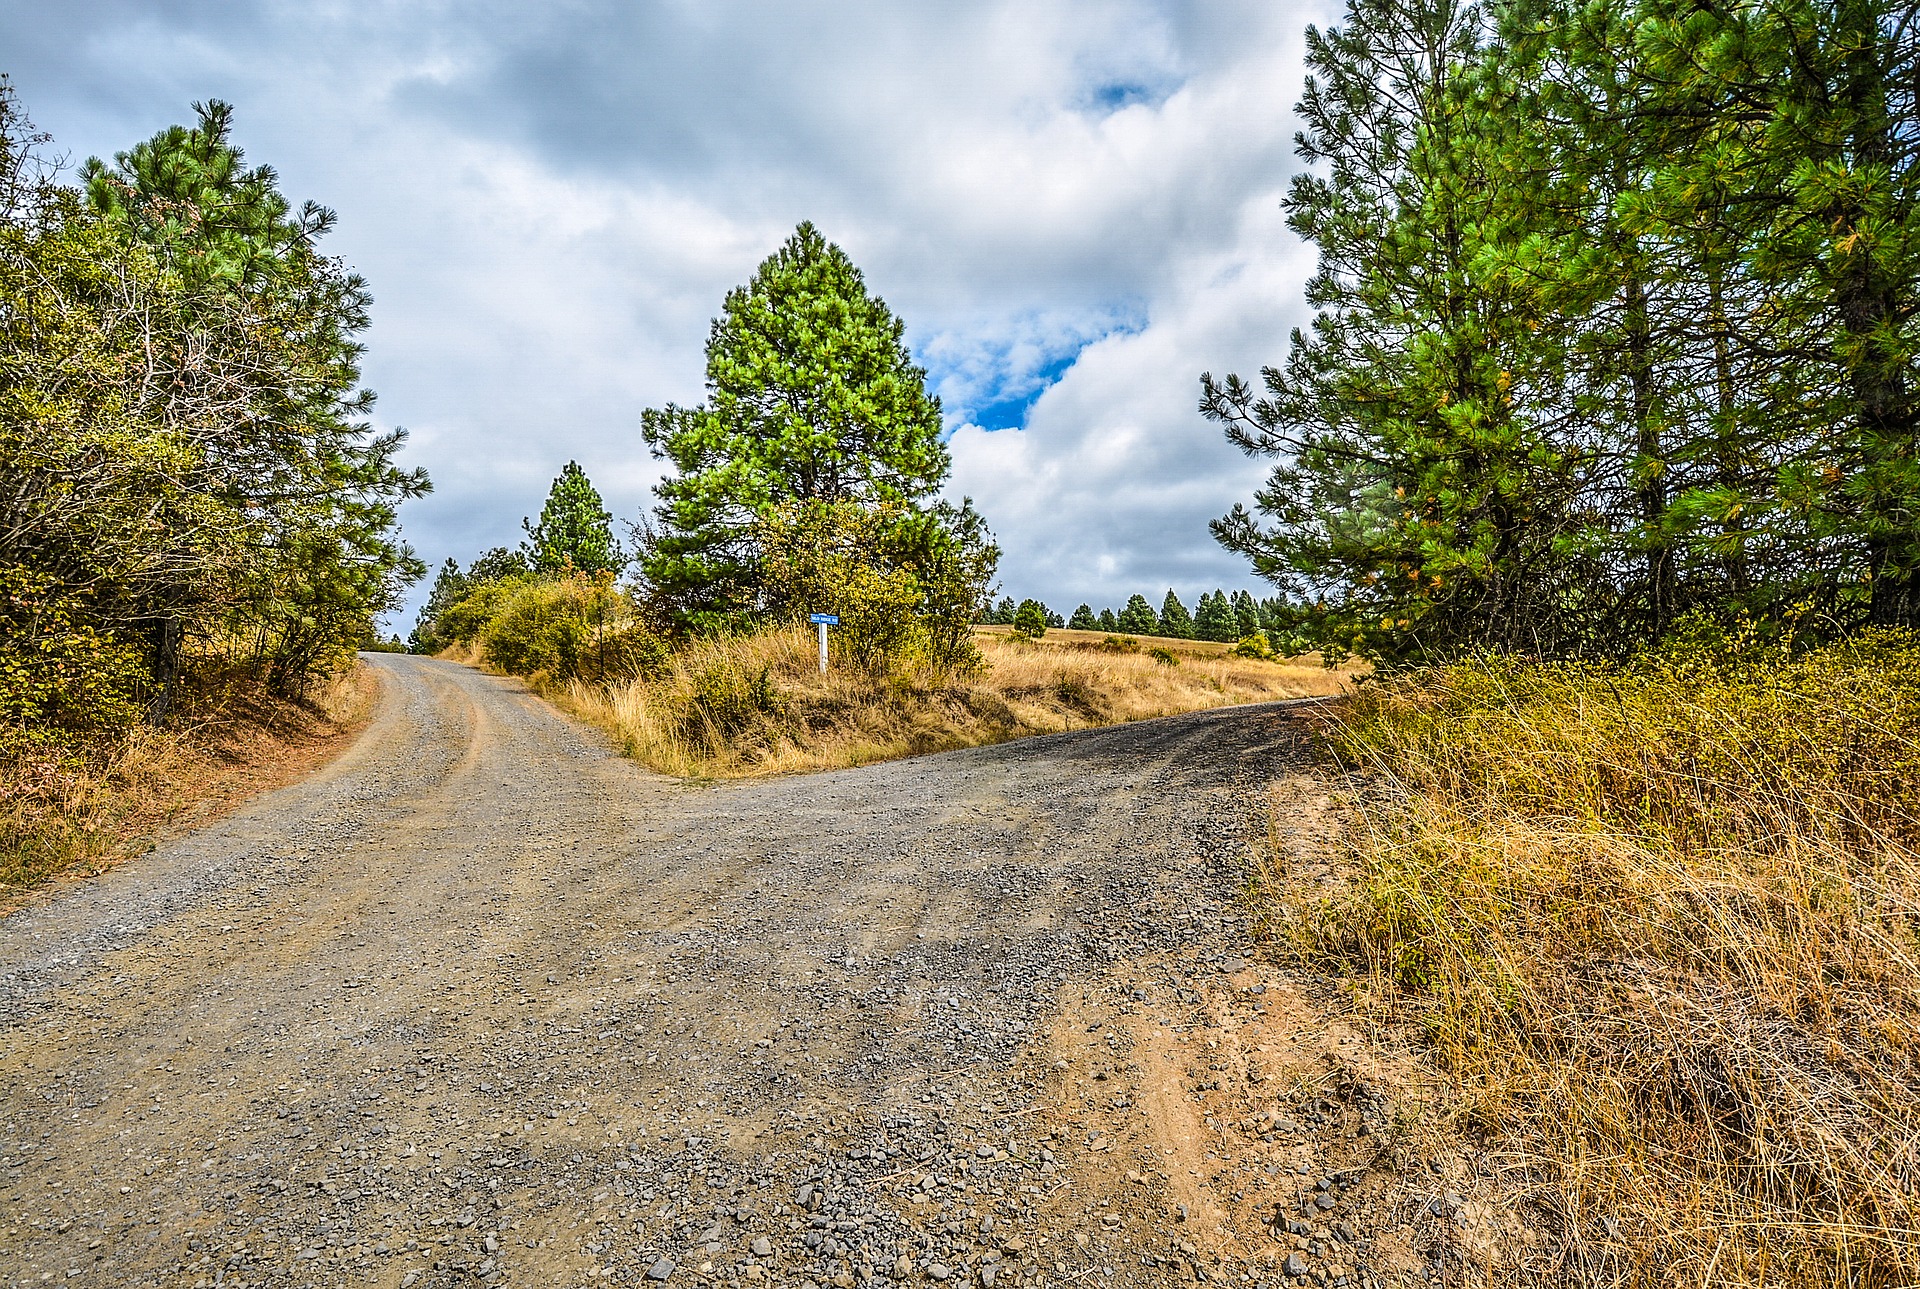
[809,613,840,625]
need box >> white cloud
[2,0,1339,622]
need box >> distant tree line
[979,588,1294,643]
[1,84,425,744]
[1204,0,1920,663]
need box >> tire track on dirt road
[1,654,1402,1289]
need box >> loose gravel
[0,654,1445,1289]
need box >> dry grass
[972,623,1259,656]
[1277,632,1920,1287]
[552,623,1354,778]
[0,664,375,897]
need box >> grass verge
[1,664,376,900]
[545,624,1354,777]
[1273,631,1920,1286]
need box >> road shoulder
[0,661,381,917]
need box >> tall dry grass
[0,665,371,892]
[1284,630,1920,1286]
[555,624,1352,777]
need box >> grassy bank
[549,624,1353,778]
[1,665,375,897]
[1279,632,1920,1285]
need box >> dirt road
[0,655,1414,1289]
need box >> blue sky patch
[917,306,1148,436]
[1088,81,1163,111]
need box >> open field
[552,622,1357,778]
[971,623,1266,657]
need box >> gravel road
[0,655,1407,1289]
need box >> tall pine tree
[1204,0,1599,660]
[1117,595,1159,635]
[1159,590,1195,638]
[641,223,949,625]
[524,462,621,575]
[1195,590,1240,641]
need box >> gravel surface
[0,655,1434,1289]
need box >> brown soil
[0,664,379,916]
[120,666,381,847]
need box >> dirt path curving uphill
[1,656,1440,1289]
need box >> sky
[3,0,1333,628]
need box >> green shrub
[481,588,587,678]
[475,575,665,683]
[757,499,996,675]
[438,578,529,646]
[1011,599,1048,639]
[0,568,147,732]
[1149,646,1179,666]
[586,623,669,683]
[830,560,924,672]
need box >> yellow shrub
[471,575,665,683]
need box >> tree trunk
[1625,269,1673,637]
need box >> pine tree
[523,462,621,575]
[1116,595,1159,635]
[1012,599,1048,639]
[82,99,340,297]
[1231,590,1260,637]
[468,547,531,584]
[641,223,948,623]
[1069,604,1097,630]
[1195,590,1239,641]
[1098,607,1119,632]
[1631,0,1920,628]
[409,559,467,653]
[62,94,427,700]
[1203,0,1595,660]
[1206,0,1920,658]
[1158,590,1194,639]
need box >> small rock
[1283,1252,1309,1278]
[927,1263,952,1281]
[646,1256,676,1281]
[751,1236,773,1257]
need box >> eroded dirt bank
[1,656,1461,1289]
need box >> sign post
[808,613,839,674]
